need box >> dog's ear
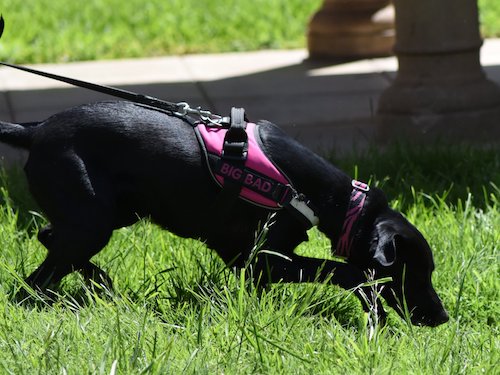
[0,15,4,39]
[370,228,397,267]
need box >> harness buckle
[352,179,370,192]
[221,108,248,161]
[221,142,248,161]
[286,193,320,228]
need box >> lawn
[0,0,499,63]
[0,1,499,373]
[0,0,322,64]
[480,0,500,37]
[0,145,498,374]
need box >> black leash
[0,14,224,123]
[0,61,183,113]
[0,15,180,113]
[0,61,227,124]
[1,58,320,228]
[0,16,223,122]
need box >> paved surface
[1,39,500,163]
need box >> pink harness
[196,122,291,209]
[194,107,368,254]
[194,108,319,228]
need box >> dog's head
[362,208,449,326]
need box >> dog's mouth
[410,310,449,327]
[381,286,449,327]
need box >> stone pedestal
[307,0,395,58]
[377,0,500,142]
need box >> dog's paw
[12,285,58,307]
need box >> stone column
[377,0,500,141]
[307,0,395,58]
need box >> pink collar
[335,180,370,258]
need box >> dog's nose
[434,309,450,326]
[426,309,450,327]
[412,308,450,327]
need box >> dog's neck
[304,177,389,266]
[334,180,370,258]
[344,187,389,267]
[255,123,389,262]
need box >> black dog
[0,101,448,326]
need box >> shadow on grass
[329,143,499,210]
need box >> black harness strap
[222,108,248,161]
[206,107,250,230]
[220,107,248,198]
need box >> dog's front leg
[251,252,386,322]
[252,252,363,288]
[256,214,386,321]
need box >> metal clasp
[175,102,225,126]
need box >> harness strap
[196,108,320,229]
[210,108,250,225]
[220,108,248,198]
[213,158,293,204]
[222,108,248,161]
[284,194,319,229]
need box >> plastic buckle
[352,179,370,192]
[222,141,248,161]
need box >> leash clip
[175,102,224,126]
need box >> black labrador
[0,101,449,326]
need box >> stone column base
[307,0,395,58]
[376,105,500,144]
[376,47,500,144]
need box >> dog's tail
[0,19,33,149]
[0,121,36,149]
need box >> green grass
[0,0,322,64]
[1,0,500,64]
[480,0,500,37]
[0,145,498,374]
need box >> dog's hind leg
[25,219,114,294]
[23,152,117,295]
[79,261,114,291]
[37,224,113,290]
